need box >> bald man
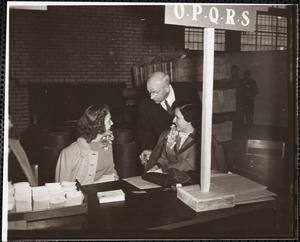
[138,72,201,165]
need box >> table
[8,179,293,240]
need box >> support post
[200,27,215,192]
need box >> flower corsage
[166,124,178,149]
[101,131,114,151]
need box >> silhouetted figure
[231,65,243,138]
[231,65,239,80]
[240,69,258,125]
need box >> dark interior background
[8,5,291,137]
[7,5,295,189]
[5,5,296,236]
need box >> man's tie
[164,100,174,115]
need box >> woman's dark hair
[77,104,110,143]
[172,101,201,129]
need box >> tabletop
[82,179,280,239]
[8,179,288,240]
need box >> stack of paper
[8,181,15,211]
[60,181,84,206]
[97,189,125,203]
[50,197,66,208]
[8,181,14,197]
[65,190,84,206]
[46,183,66,208]
[9,181,85,212]
[14,182,32,212]
[211,173,276,204]
[14,182,30,189]
[62,181,76,188]
[8,196,15,211]
[62,181,78,195]
[32,186,50,211]
[45,182,61,189]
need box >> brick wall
[8,6,184,138]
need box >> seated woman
[145,101,201,176]
[55,104,119,185]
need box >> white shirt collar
[178,129,194,148]
[161,84,175,110]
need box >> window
[185,27,203,51]
[185,6,288,52]
[185,27,225,51]
[241,12,287,51]
[268,4,288,9]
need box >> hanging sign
[165,4,268,32]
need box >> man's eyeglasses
[148,90,162,98]
[147,84,167,98]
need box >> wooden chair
[234,139,285,188]
[246,139,285,159]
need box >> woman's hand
[139,149,152,166]
[147,165,159,173]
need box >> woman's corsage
[101,131,114,151]
[166,124,178,149]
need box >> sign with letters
[165,4,268,32]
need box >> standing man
[231,65,242,138]
[240,69,258,125]
[138,71,201,165]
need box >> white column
[201,28,215,192]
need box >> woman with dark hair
[144,101,201,174]
[55,104,119,185]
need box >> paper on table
[123,176,161,189]
[211,173,276,204]
[97,189,125,203]
[211,173,267,193]
[236,196,275,205]
[65,191,84,206]
[234,188,276,204]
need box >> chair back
[245,139,285,159]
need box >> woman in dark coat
[145,101,201,174]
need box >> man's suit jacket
[138,82,201,151]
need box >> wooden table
[8,180,293,240]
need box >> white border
[3,2,294,241]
